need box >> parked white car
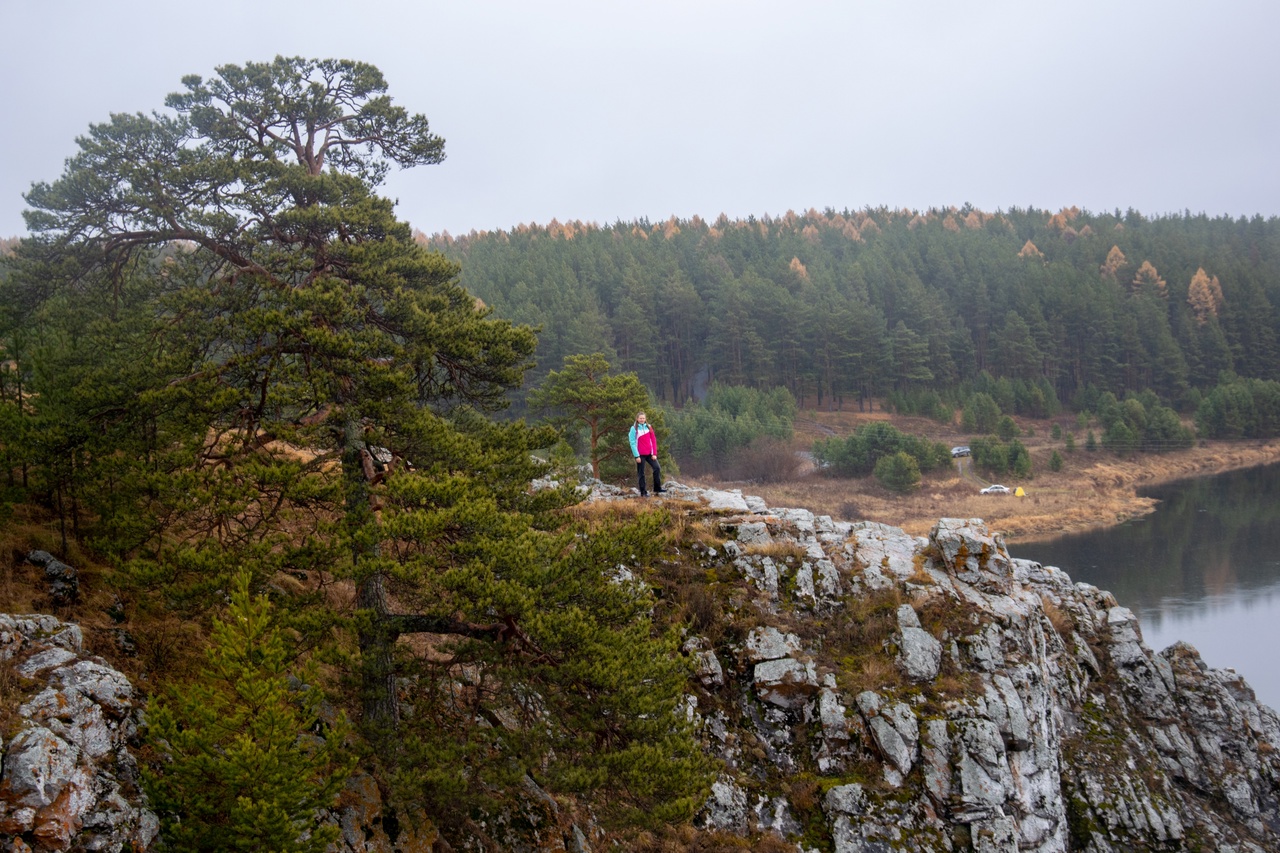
[950,446,971,457]
[980,484,1011,495]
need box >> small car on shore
[980,484,1011,495]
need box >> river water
[1013,462,1280,711]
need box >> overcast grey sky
[3,0,1277,239]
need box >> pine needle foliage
[145,569,353,852]
[7,57,717,840]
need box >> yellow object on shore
[1015,487,1025,497]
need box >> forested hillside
[422,207,1280,416]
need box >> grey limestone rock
[745,626,802,662]
[896,604,943,682]
[0,727,84,810]
[594,480,1280,852]
[920,718,953,805]
[754,658,820,709]
[754,794,802,838]
[848,521,922,585]
[0,615,156,853]
[16,647,78,678]
[735,554,780,598]
[930,517,1016,594]
[856,693,919,780]
[700,488,753,512]
[954,717,1013,818]
[699,775,749,833]
[696,649,725,687]
[684,636,726,688]
[26,551,80,605]
[733,520,773,546]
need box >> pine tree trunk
[339,414,399,735]
[357,571,399,735]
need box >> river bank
[701,410,1280,543]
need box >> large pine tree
[12,56,711,831]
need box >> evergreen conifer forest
[4,54,1280,851]
[0,58,713,848]
[423,206,1280,436]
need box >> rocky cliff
[600,480,1280,852]
[3,480,1278,851]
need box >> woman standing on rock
[629,411,664,497]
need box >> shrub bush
[812,422,948,478]
[874,451,921,493]
[666,384,796,475]
[725,436,803,483]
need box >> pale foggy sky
[2,0,1277,240]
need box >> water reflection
[1016,462,1280,709]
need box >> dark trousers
[636,455,661,495]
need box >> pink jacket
[629,423,657,457]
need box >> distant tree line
[424,207,1280,424]
[1195,376,1280,439]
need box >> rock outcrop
[0,617,452,853]
[0,615,156,852]
[6,478,1279,851]
[588,479,1280,851]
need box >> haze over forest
[423,205,1280,422]
[3,18,1280,846]
[3,2,1279,239]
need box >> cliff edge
[3,479,1278,852]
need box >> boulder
[700,489,752,513]
[26,551,79,605]
[930,518,1015,594]
[733,521,773,546]
[753,658,819,709]
[699,775,749,833]
[847,521,921,585]
[896,604,942,682]
[684,636,726,688]
[744,626,802,662]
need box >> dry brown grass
[704,411,1280,544]
[819,586,909,694]
[0,509,133,655]
[623,825,797,852]
[0,556,40,616]
[931,670,984,700]
[681,518,729,551]
[0,509,101,612]
[739,540,809,562]
[917,594,979,641]
[0,657,37,738]
[906,554,936,587]
[846,653,907,695]
[565,496,656,526]
[1040,595,1075,637]
[674,583,725,641]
